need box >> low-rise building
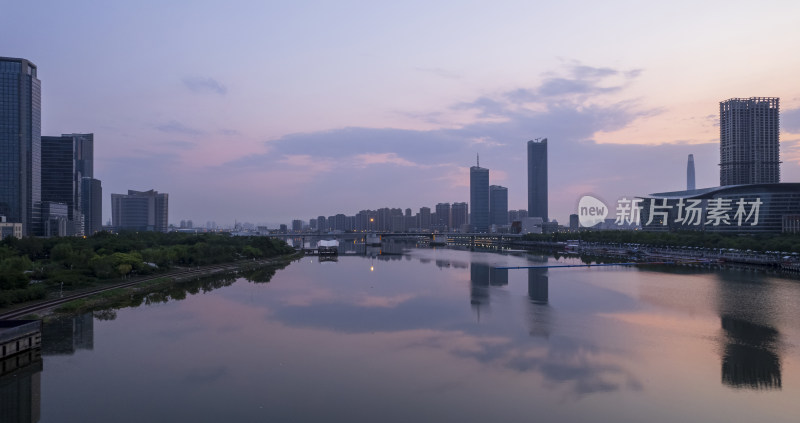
[640,183,800,233]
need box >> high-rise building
[451,202,469,231]
[376,207,391,232]
[569,214,579,231]
[292,219,303,233]
[41,136,76,233]
[0,57,41,236]
[527,138,548,221]
[470,156,489,232]
[317,215,326,232]
[434,203,450,231]
[528,138,548,222]
[489,185,508,226]
[334,214,346,231]
[391,214,404,232]
[111,189,169,232]
[81,177,102,235]
[719,97,780,185]
[41,134,96,235]
[687,154,696,190]
[419,207,431,230]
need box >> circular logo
[578,195,608,227]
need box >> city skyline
[4,2,800,226]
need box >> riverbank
[509,240,800,278]
[0,251,303,320]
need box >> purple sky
[3,1,800,226]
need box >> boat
[318,239,339,256]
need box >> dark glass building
[470,163,489,233]
[640,183,800,233]
[81,177,102,235]
[720,98,780,186]
[41,133,96,235]
[0,57,41,236]
[489,185,508,226]
[41,136,77,234]
[111,189,169,232]
[527,138,548,221]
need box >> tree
[51,243,74,261]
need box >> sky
[3,0,800,227]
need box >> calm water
[5,247,800,422]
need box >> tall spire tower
[687,154,696,191]
[470,156,489,232]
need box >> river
[4,246,800,422]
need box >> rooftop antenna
[477,153,480,168]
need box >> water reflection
[0,351,41,423]
[491,267,508,286]
[721,317,781,390]
[41,313,93,356]
[470,260,513,316]
[16,249,800,422]
[526,258,551,339]
[716,271,782,390]
[469,262,491,315]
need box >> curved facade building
[639,183,800,233]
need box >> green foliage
[0,232,294,295]
[0,256,32,290]
[0,285,46,307]
[242,245,263,259]
[50,243,74,261]
[55,298,88,313]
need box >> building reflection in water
[490,267,508,286]
[716,272,781,390]
[0,350,41,423]
[42,313,94,356]
[721,317,781,390]
[1,313,96,422]
[526,256,551,339]
[470,262,491,317]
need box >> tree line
[0,231,295,307]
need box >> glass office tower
[527,138,548,221]
[0,57,41,236]
[470,162,489,233]
[489,185,508,226]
